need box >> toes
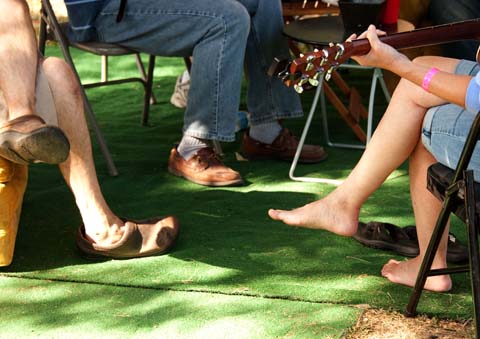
[268,209,283,221]
[381,259,400,276]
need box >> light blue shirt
[466,71,480,113]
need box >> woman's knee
[42,57,81,98]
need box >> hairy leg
[269,56,459,237]
[0,0,38,119]
[41,57,125,245]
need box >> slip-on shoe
[168,146,243,187]
[0,114,70,165]
[76,216,180,259]
[241,127,327,163]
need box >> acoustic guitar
[270,18,480,93]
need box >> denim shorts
[422,59,480,180]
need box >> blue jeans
[94,0,303,142]
[422,59,480,180]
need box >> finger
[345,33,357,42]
[376,29,387,36]
[365,24,381,44]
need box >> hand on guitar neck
[270,18,480,93]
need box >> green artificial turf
[0,47,474,337]
[0,276,361,338]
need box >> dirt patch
[344,308,475,339]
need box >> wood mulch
[344,307,475,339]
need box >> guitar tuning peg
[305,55,315,72]
[294,83,304,94]
[308,77,319,87]
[294,76,309,93]
[308,72,321,87]
[325,68,333,81]
[313,48,319,53]
[334,43,345,60]
[299,53,304,58]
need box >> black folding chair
[406,110,480,339]
[38,0,157,176]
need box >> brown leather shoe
[0,115,70,165]
[241,127,327,163]
[76,216,180,259]
[168,146,243,186]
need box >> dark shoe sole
[0,126,70,165]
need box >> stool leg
[0,157,28,267]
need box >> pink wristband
[422,67,440,92]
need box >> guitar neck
[342,19,480,61]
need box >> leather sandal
[0,115,70,165]
[353,221,419,257]
[354,221,469,264]
[76,216,180,259]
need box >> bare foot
[381,257,452,292]
[84,216,126,246]
[268,194,359,236]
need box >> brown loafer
[168,146,243,187]
[241,127,327,163]
[76,216,180,259]
[0,115,70,165]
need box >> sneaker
[170,73,190,108]
[241,127,327,163]
[168,146,243,186]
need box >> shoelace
[117,0,127,23]
[196,148,222,165]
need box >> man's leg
[41,57,179,257]
[0,0,37,120]
[238,0,327,163]
[95,0,249,186]
[0,0,69,165]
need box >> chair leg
[139,55,155,126]
[38,7,47,55]
[405,195,453,317]
[101,55,108,82]
[135,54,157,106]
[464,170,480,339]
[81,95,119,177]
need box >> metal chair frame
[406,110,480,339]
[288,64,391,185]
[38,0,157,176]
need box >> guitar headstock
[270,41,353,93]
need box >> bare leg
[381,139,451,292]
[269,56,459,237]
[0,0,38,120]
[41,57,124,245]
